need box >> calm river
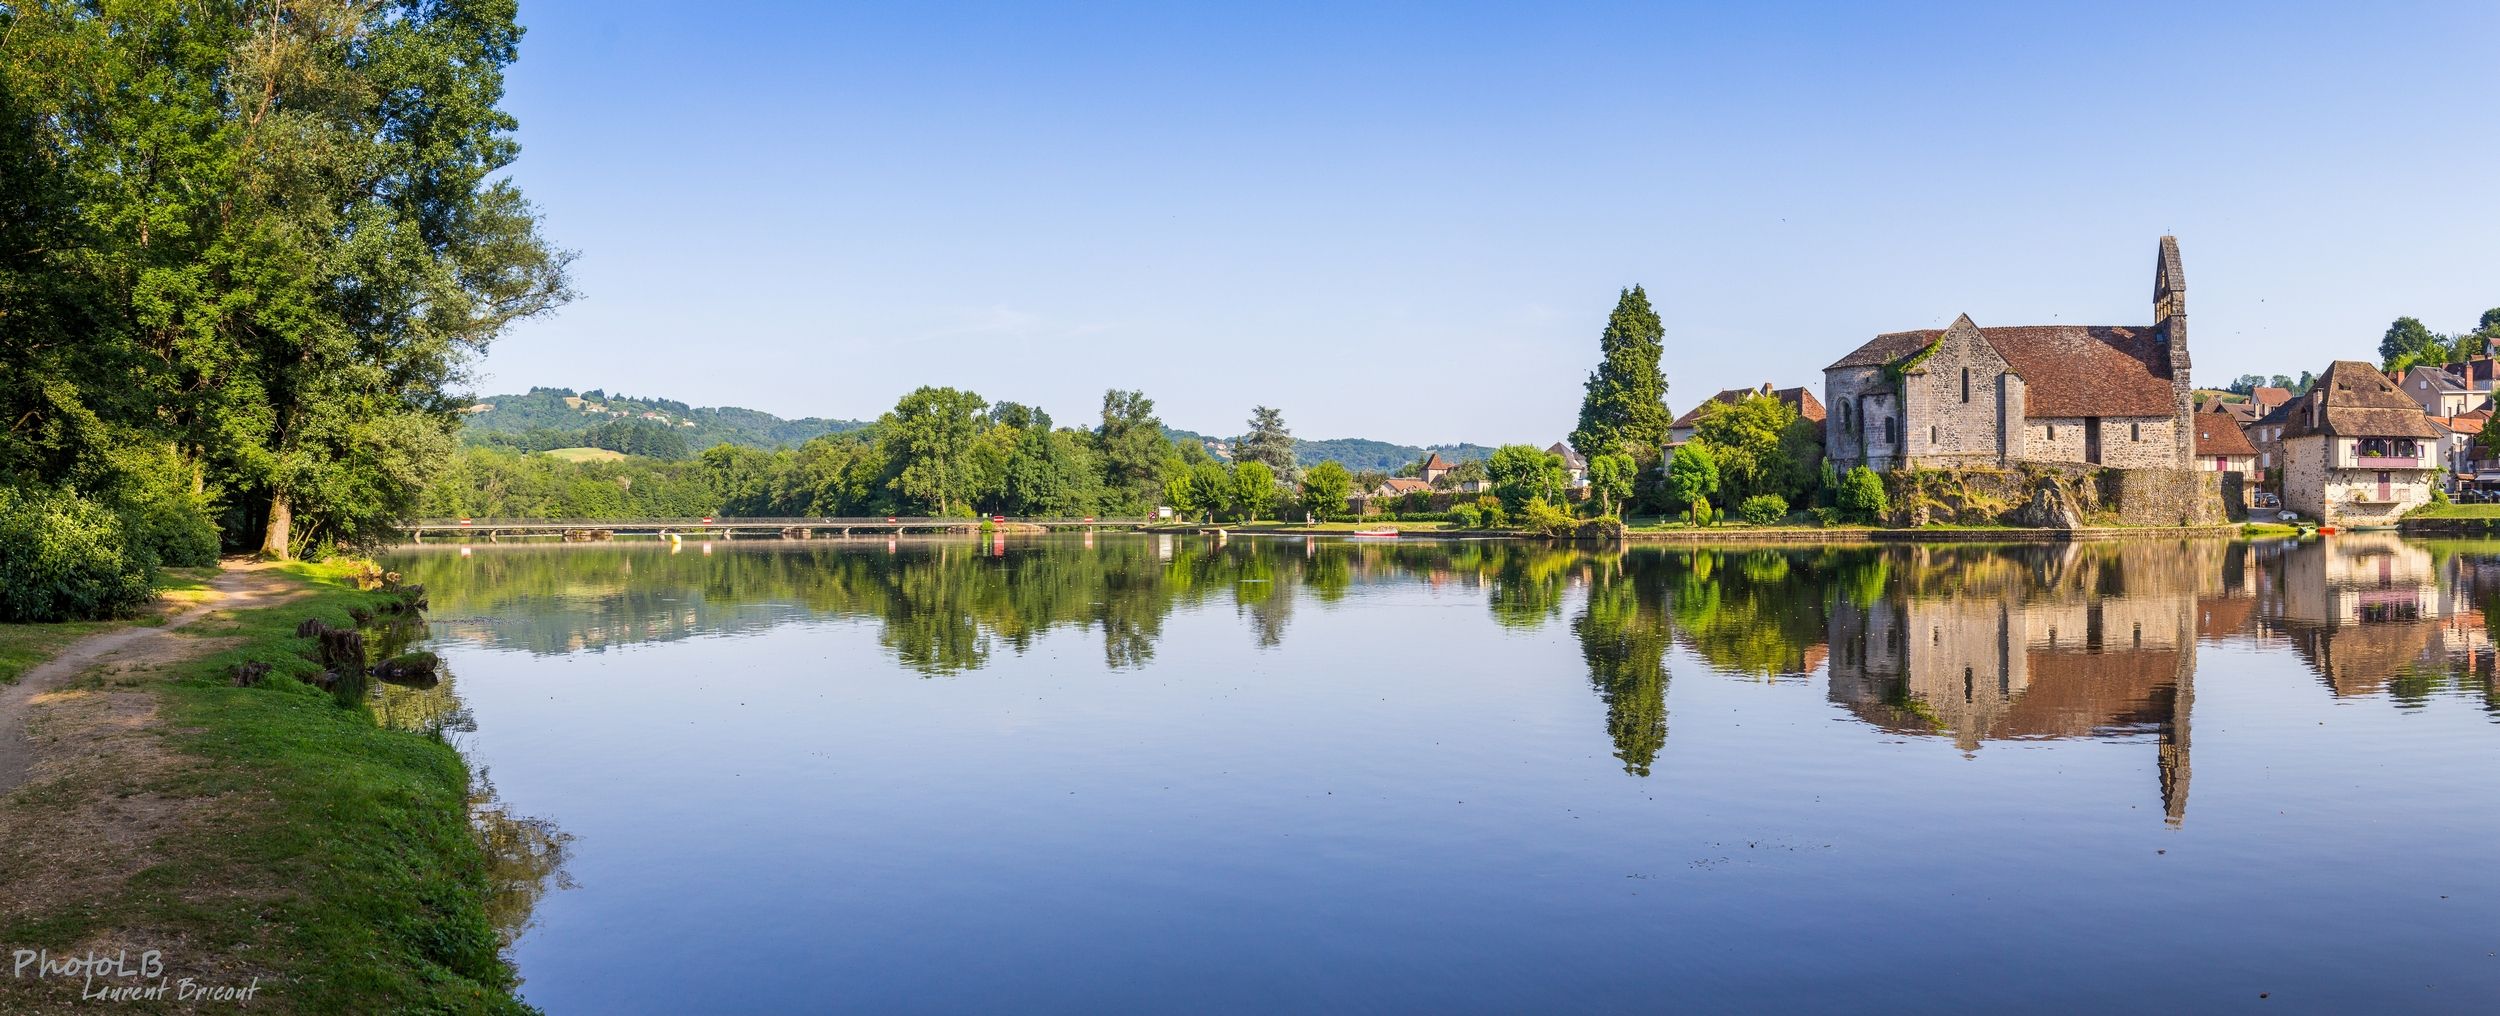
[386,534,2500,1013]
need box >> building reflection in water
[1826,543,2205,825]
[2258,534,2497,700]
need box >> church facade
[1823,237,2197,473]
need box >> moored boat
[1349,527,1398,538]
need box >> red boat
[1349,527,1399,538]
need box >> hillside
[458,388,869,452]
[461,387,1496,469]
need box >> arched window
[1961,368,1971,403]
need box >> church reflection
[1825,543,2203,824]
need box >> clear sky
[476,0,2500,445]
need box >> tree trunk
[262,492,293,560]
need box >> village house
[1546,443,1589,490]
[1667,384,1827,445]
[1418,453,1455,485]
[1823,237,2196,472]
[1372,477,1432,498]
[2428,412,2491,492]
[2249,386,2293,412]
[2396,365,2481,418]
[2245,400,2292,485]
[2194,417,2256,482]
[2279,361,2442,527]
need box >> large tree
[2380,316,2445,370]
[1235,406,1297,484]
[880,387,989,515]
[1300,461,1352,522]
[2,1,574,558]
[1095,389,1171,513]
[1571,286,1672,459]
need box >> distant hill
[458,388,869,452]
[1164,428,1497,473]
[460,387,1495,469]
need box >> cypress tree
[1570,286,1672,459]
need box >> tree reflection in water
[393,533,2500,822]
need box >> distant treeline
[425,388,1320,521]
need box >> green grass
[1,561,533,1014]
[2405,502,2500,519]
[2240,522,2304,538]
[539,446,625,462]
[0,566,227,684]
[0,618,117,684]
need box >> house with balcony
[2279,361,2442,527]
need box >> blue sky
[477,1,2500,444]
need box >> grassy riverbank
[0,561,531,1014]
[0,568,219,685]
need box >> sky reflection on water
[388,534,2500,1014]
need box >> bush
[1481,503,1508,528]
[1837,466,1890,523]
[0,486,158,622]
[1450,503,1482,528]
[1520,497,1576,537]
[1687,497,1716,526]
[109,450,220,567]
[1739,494,1788,525]
[1809,506,1843,527]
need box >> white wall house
[2280,362,2442,527]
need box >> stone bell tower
[2155,236,2193,468]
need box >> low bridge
[401,516,1148,542]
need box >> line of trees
[422,389,1355,523]
[1,2,569,619]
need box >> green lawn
[2407,503,2500,519]
[0,566,222,684]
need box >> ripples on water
[386,534,2500,1013]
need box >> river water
[385,534,2500,1013]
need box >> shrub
[1809,506,1843,527]
[108,450,220,567]
[1739,494,1788,526]
[1520,497,1575,537]
[0,486,158,622]
[1450,503,1482,528]
[1837,466,1890,523]
[1687,497,1715,526]
[1481,503,1508,528]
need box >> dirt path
[0,561,304,795]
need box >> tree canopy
[1570,286,1672,460]
[1,0,574,564]
[1236,406,1298,484]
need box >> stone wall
[1880,464,2228,528]
[1901,324,2015,467]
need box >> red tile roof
[1668,384,1827,429]
[1828,323,2179,418]
[2194,418,2256,456]
[2280,361,2443,439]
[2250,387,2292,409]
